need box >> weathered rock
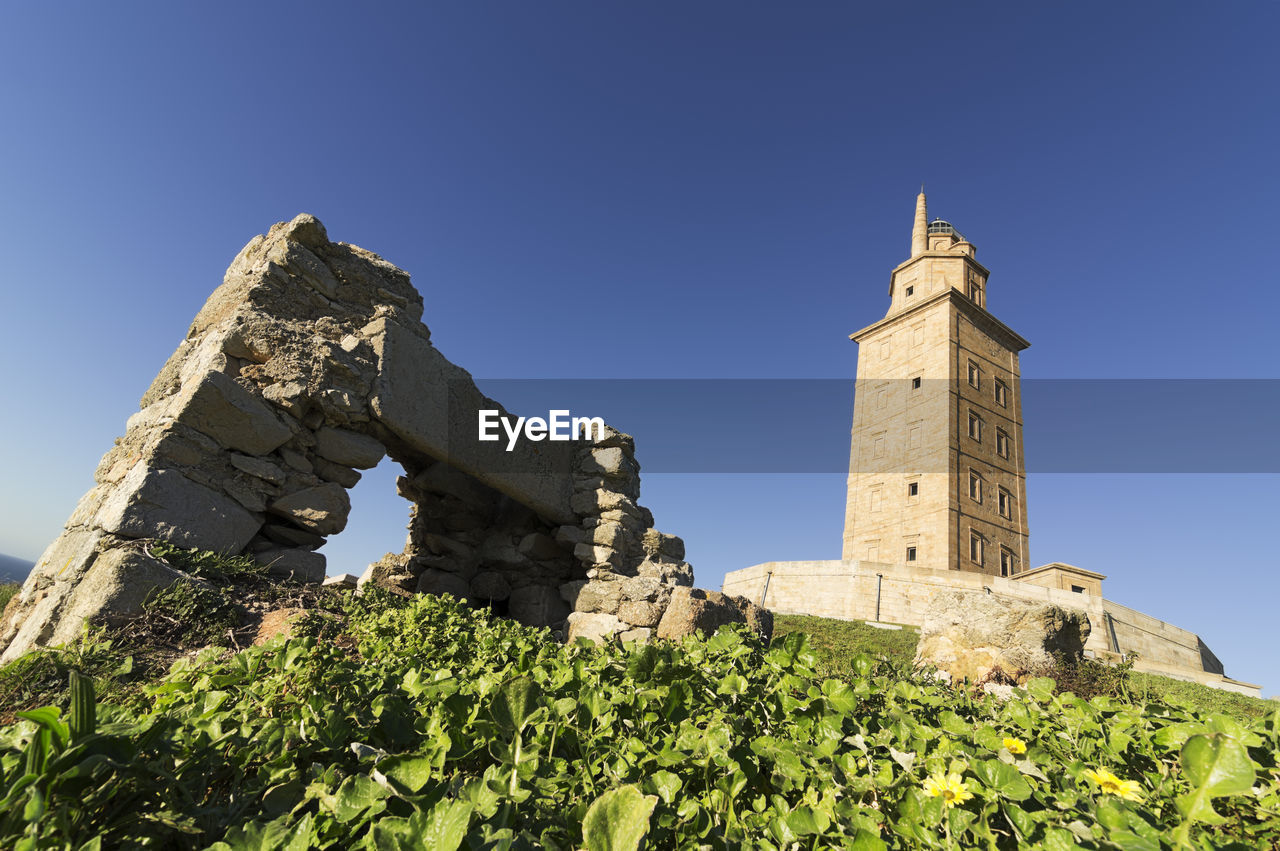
[559,580,588,607]
[260,522,326,549]
[572,580,622,614]
[589,521,629,549]
[580,447,631,478]
[574,542,619,567]
[914,591,1092,684]
[618,627,653,643]
[509,584,570,628]
[566,612,624,643]
[268,484,351,536]
[253,547,326,583]
[323,573,359,589]
[471,571,511,601]
[48,549,196,647]
[175,370,293,455]
[314,427,385,469]
[417,569,472,601]
[228,453,287,485]
[570,489,632,516]
[360,553,418,596]
[519,532,564,560]
[617,600,663,628]
[96,466,262,553]
[278,447,313,473]
[312,457,362,488]
[655,587,774,641]
[642,529,685,561]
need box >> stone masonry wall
[723,560,1258,696]
[0,214,759,662]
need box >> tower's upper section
[887,190,989,317]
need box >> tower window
[1071,585,1086,594]
[905,285,914,297]
[996,428,1009,459]
[911,376,922,390]
[968,360,981,388]
[970,531,984,565]
[998,487,1013,519]
[968,411,983,441]
[907,481,919,497]
[994,380,1008,407]
[969,471,983,503]
[906,546,917,562]
[1000,548,1015,577]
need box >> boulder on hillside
[914,590,1091,684]
[655,587,773,642]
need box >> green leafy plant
[0,590,1276,849]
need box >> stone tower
[842,191,1030,576]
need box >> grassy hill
[0,550,1277,849]
[776,612,1276,722]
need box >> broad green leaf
[939,712,970,736]
[1176,733,1257,823]
[1043,827,1078,851]
[377,754,436,794]
[1025,678,1056,702]
[331,774,387,823]
[1002,803,1035,838]
[822,680,858,714]
[490,677,542,731]
[414,799,472,851]
[16,707,70,751]
[583,785,658,851]
[785,805,826,835]
[888,746,915,772]
[972,759,1032,801]
[850,828,887,850]
[647,770,682,804]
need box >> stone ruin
[0,214,770,662]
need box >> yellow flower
[1002,737,1027,755]
[1082,767,1143,801]
[922,772,974,807]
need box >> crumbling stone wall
[1,214,764,662]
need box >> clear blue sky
[1,4,1276,692]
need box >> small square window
[968,412,983,441]
[967,360,981,389]
[994,380,1008,407]
[911,376,922,390]
[996,428,1009,458]
[907,482,919,497]
[998,488,1012,519]
[969,471,982,502]
[906,546,917,562]
[905,285,914,297]
[1071,584,1086,594]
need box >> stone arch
[0,214,756,663]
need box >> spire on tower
[910,189,928,258]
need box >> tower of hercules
[842,191,1030,576]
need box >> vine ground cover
[1,587,1278,849]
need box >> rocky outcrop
[914,590,1091,683]
[1,214,728,661]
[654,587,773,641]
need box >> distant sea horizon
[0,553,34,584]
